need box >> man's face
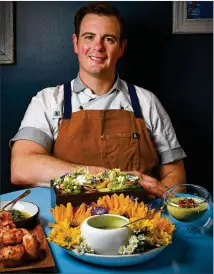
[72,14,126,76]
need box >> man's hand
[131,160,186,199]
[123,170,168,198]
[137,173,169,198]
[88,166,109,174]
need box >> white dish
[64,246,166,266]
[0,200,39,226]
[81,214,132,255]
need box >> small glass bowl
[164,184,210,222]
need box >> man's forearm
[160,160,186,189]
[11,154,86,187]
[161,172,186,189]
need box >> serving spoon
[121,205,167,228]
[2,189,31,210]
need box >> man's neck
[79,70,116,95]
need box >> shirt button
[79,106,84,110]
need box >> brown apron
[53,82,159,174]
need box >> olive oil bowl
[0,200,39,227]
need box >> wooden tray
[0,218,56,273]
[51,186,149,207]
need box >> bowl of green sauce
[81,214,133,255]
[0,200,39,227]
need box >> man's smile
[90,56,106,62]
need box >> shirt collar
[73,73,124,94]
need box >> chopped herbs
[8,209,29,221]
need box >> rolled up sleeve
[9,89,54,153]
[151,94,187,164]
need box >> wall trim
[0,2,14,64]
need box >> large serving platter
[63,246,166,267]
[59,201,213,267]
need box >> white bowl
[0,200,39,227]
[80,214,132,255]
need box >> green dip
[167,197,208,222]
[8,209,30,222]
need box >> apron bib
[53,82,159,174]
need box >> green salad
[51,169,140,195]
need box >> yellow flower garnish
[48,226,81,249]
[129,218,155,231]
[48,193,176,250]
[47,219,71,241]
[146,230,172,247]
[50,202,92,227]
[97,193,154,218]
[128,210,175,247]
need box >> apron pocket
[100,133,140,171]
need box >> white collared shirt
[10,76,186,164]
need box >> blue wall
[1,1,213,194]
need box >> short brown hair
[74,2,125,42]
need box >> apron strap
[63,82,142,119]
[63,82,72,119]
[127,83,143,118]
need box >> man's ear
[119,39,128,57]
[72,34,78,54]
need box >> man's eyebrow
[81,32,95,37]
[81,32,118,41]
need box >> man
[10,2,186,198]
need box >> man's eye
[85,35,93,40]
[105,37,115,43]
